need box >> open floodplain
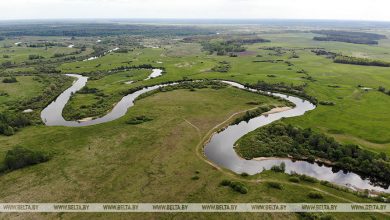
[0,21,389,219]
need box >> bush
[191,176,200,180]
[299,174,319,183]
[307,191,324,199]
[3,146,49,171]
[230,181,248,194]
[240,172,249,177]
[220,180,248,194]
[271,162,286,172]
[220,179,231,186]
[319,101,335,106]
[126,115,153,125]
[2,77,17,83]
[28,54,43,60]
[267,182,283,189]
[289,177,300,183]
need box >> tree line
[312,30,386,45]
[246,80,318,105]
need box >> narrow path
[183,118,201,140]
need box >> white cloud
[1,0,390,21]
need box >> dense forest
[236,123,390,187]
[312,30,387,45]
[0,23,214,37]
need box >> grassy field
[58,33,390,152]
[0,76,45,110]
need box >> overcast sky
[1,0,390,21]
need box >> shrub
[271,162,286,172]
[191,176,200,180]
[307,191,324,199]
[299,174,318,183]
[3,146,49,171]
[126,116,153,125]
[240,172,249,177]
[220,180,248,194]
[220,180,231,186]
[2,77,17,83]
[289,177,300,183]
[230,181,248,194]
[319,101,335,106]
[267,182,283,189]
[28,54,43,60]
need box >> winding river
[41,73,389,193]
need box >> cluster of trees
[0,146,49,172]
[334,56,390,67]
[253,59,284,64]
[52,50,82,58]
[201,40,246,56]
[312,30,386,45]
[2,76,17,83]
[311,49,338,59]
[236,123,390,187]
[247,80,318,105]
[35,64,62,74]
[74,64,162,80]
[378,86,390,96]
[113,48,130,53]
[226,37,270,44]
[78,86,104,95]
[111,64,158,71]
[0,112,31,136]
[232,105,273,125]
[28,42,64,48]
[133,80,228,102]
[260,47,285,56]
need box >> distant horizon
[1,0,390,22]
[1,18,390,25]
